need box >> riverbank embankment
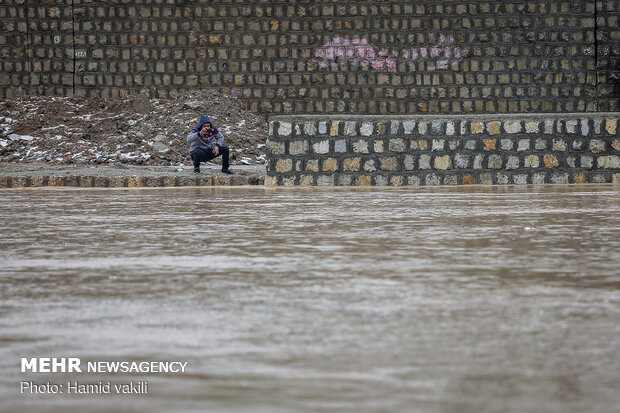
[0,162,265,188]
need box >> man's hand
[212,145,219,155]
[200,126,209,135]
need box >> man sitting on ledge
[187,115,234,174]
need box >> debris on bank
[0,90,268,166]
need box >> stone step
[0,174,264,188]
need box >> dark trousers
[191,145,229,170]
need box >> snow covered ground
[0,90,268,166]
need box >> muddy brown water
[1,186,619,413]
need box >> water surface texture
[1,186,619,413]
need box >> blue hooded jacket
[187,115,224,153]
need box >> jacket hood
[191,115,215,132]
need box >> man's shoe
[193,168,200,173]
[221,169,234,175]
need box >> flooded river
[1,186,619,413]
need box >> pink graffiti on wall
[314,35,464,72]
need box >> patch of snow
[8,134,35,141]
[120,152,138,160]
[95,114,124,121]
[41,124,67,131]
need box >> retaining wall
[1,1,619,114]
[265,114,620,186]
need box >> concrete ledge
[271,113,620,123]
[0,174,264,189]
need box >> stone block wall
[265,115,620,186]
[1,1,619,114]
[597,0,620,109]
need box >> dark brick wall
[1,0,619,115]
[597,0,620,110]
